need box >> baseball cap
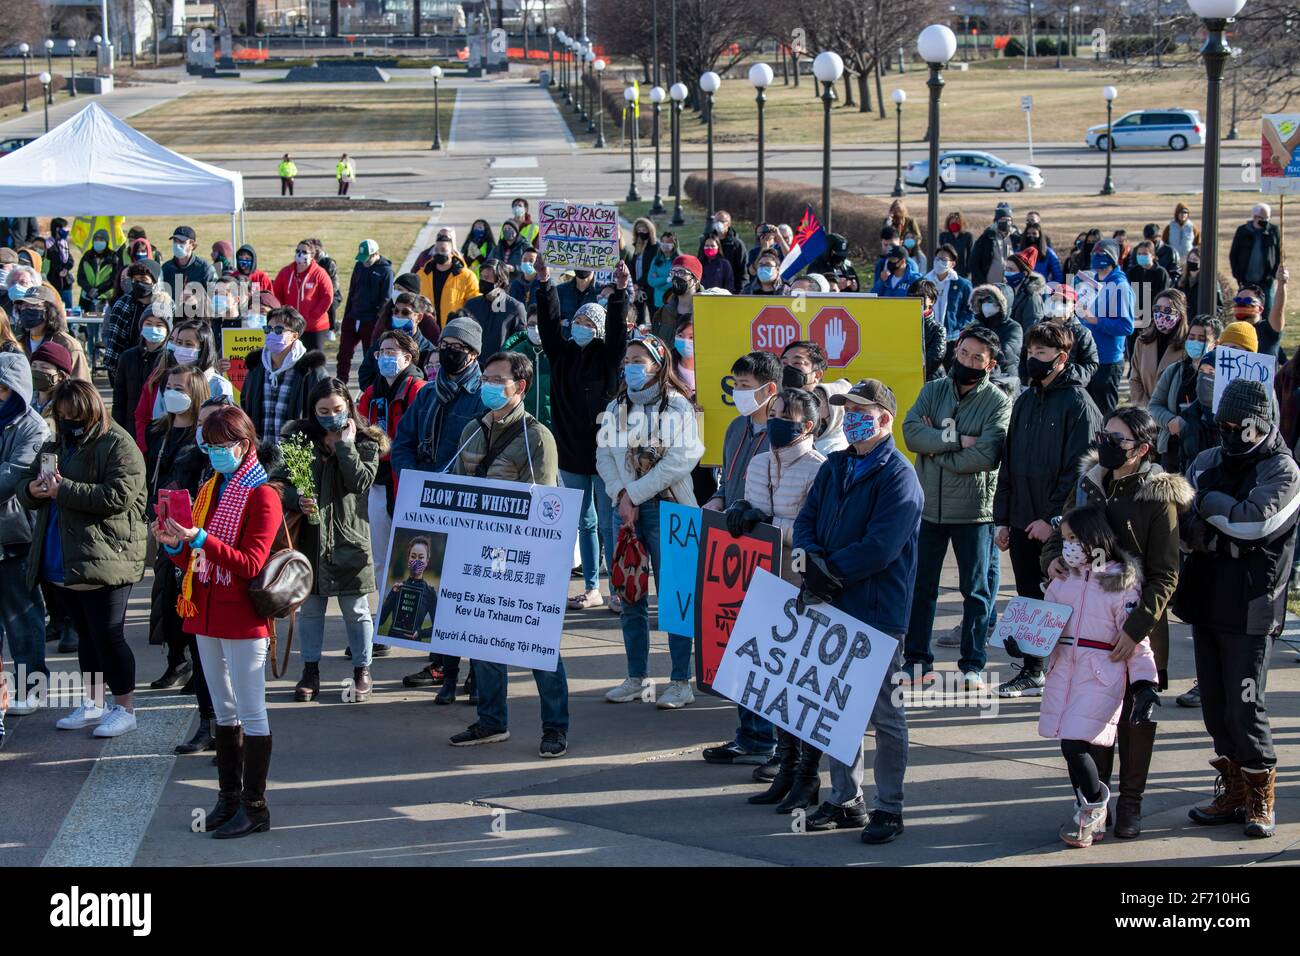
[829,379,897,416]
[19,284,59,306]
[0,248,19,265]
[356,239,379,263]
[170,225,196,242]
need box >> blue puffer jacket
[792,435,924,635]
[871,266,924,298]
[390,368,485,476]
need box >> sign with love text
[537,200,620,270]
[995,596,1073,658]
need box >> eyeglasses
[392,309,415,318]
[378,348,404,358]
[198,440,238,455]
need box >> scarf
[434,359,479,407]
[177,450,268,618]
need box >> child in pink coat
[1017,505,1161,848]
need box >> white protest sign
[375,471,581,671]
[1212,346,1276,413]
[995,596,1072,658]
[711,569,898,766]
[537,200,620,270]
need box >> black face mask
[17,310,44,330]
[996,220,1011,235]
[671,277,690,295]
[432,252,450,266]
[1221,426,1259,456]
[479,279,495,295]
[132,281,153,301]
[951,361,988,388]
[1096,436,1131,471]
[439,345,471,375]
[1026,355,1060,385]
[766,417,804,449]
[781,364,808,389]
[58,419,86,441]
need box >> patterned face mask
[1062,540,1090,569]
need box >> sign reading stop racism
[750,305,801,353]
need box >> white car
[1085,109,1206,151]
[904,151,1044,193]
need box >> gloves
[725,499,770,538]
[800,553,842,602]
[1130,681,1162,725]
[1003,636,1024,659]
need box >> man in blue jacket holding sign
[792,379,923,844]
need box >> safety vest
[278,160,297,178]
[336,160,354,180]
[70,216,126,253]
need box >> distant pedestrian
[278,154,297,197]
[336,153,355,197]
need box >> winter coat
[652,297,692,344]
[700,255,734,293]
[1147,357,1196,455]
[17,418,147,590]
[556,278,601,324]
[76,249,120,311]
[272,261,334,334]
[276,420,386,596]
[1078,268,1135,366]
[871,265,924,298]
[111,342,166,431]
[238,347,329,441]
[101,292,151,379]
[463,289,526,363]
[1129,333,1185,408]
[813,379,852,454]
[1163,217,1198,261]
[993,363,1103,530]
[0,353,49,551]
[1041,452,1192,674]
[454,401,558,487]
[344,256,395,328]
[22,330,90,383]
[507,275,541,312]
[1009,272,1047,334]
[1033,245,1065,284]
[537,280,628,474]
[931,272,974,341]
[161,254,217,298]
[357,315,435,393]
[647,252,674,308]
[903,373,1012,525]
[390,367,486,477]
[1,217,39,249]
[1174,428,1300,637]
[741,277,793,296]
[489,238,528,270]
[1229,220,1281,287]
[595,387,703,508]
[743,435,827,571]
[698,228,747,293]
[969,226,1016,287]
[235,244,274,296]
[970,314,1022,381]
[924,316,946,381]
[1038,560,1155,747]
[792,436,924,635]
[42,237,76,293]
[945,229,974,277]
[1017,317,1099,388]
[358,367,426,489]
[711,414,770,510]
[502,328,552,428]
[417,255,480,323]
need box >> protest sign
[1262,113,1300,194]
[694,508,781,694]
[693,295,924,465]
[1212,346,1276,413]
[712,568,898,766]
[658,502,701,638]
[221,328,264,404]
[376,471,581,671]
[537,200,620,270]
[995,597,1073,658]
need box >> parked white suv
[1085,109,1206,151]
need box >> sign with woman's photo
[376,471,581,671]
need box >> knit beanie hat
[440,315,483,354]
[672,254,703,282]
[1013,246,1038,272]
[1218,320,1259,353]
[572,302,607,339]
[31,341,73,376]
[1216,378,1273,427]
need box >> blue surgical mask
[903,237,916,250]
[520,261,536,277]
[1135,254,1152,267]
[843,410,879,445]
[207,444,242,475]
[172,241,189,260]
[674,336,694,358]
[757,265,777,283]
[392,317,414,331]
[571,325,595,347]
[92,240,106,253]
[1184,340,1206,360]
[1091,253,1113,271]
[379,354,401,377]
[317,412,348,432]
[624,364,650,390]
[480,382,510,410]
[141,325,167,344]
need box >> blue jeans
[473,657,569,733]
[560,469,611,593]
[0,554,47,690]
[734,707,777,754]
[904,520,994,674]
[987,533,1001,629]
[620,498,693,681]
[297,593,373,667]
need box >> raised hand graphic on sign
[825,316,847,362]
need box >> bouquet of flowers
[280,433,320,525]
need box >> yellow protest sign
[693,295,924,465]
[222,328,265,405]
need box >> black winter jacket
[238,348,329,440]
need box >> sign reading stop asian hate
[537,200,620,270]
[693,294,925,465]
[995,596,1072,658]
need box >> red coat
[272,261,334,333]
[169,483,283,639]
[359,374,427,457]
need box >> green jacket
[902,374,1012,525]
[275,420,386,596]
[454,401,558,487]
[17,419,147,590]
[501,329,552,429]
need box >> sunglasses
[1232,296,1259,308]
[1096,430,1136,448]
[392,309,416,318]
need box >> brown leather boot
[352,666,372,700]
[1241,767,1276,838]
[214,733,272,839]
[204,724,243,832]
[1114,719,1156,839]
[1188,755,1247,826]
[293,662,320,702]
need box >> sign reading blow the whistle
[537,200,620,270]
[711,569,897,766]
[995,596,1072,658]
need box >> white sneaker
[935,624,962,647]
[56,700,106,730]
[605,676,647,703]
[7,691,43,716]
[655,680,695,709]
[92,705,137,738]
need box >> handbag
[250,487,315,678]
[610,524,651,605]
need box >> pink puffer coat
[1037,559,1157,747]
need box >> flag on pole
[778,205,829,281]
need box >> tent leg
[230,213,238,261]
[239,207,247,247]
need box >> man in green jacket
[446,349,570,759]
[901,324,1011,687]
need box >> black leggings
[1061,739,1111,803]
[61,584,135,698]
[1008,527,1047,676]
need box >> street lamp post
[44,40,54,105]
[1071,5,1081,57]
[576,43,587,117]
[1101,85,1118,195]
[547,26,555,85]
[917,25,958,257]
[812,52,843,234]
[1056,14,1064,67]
[18,43,30,113]
[749,62,773,224]
[649,86,666,214]
[625,86,641,200]
[891,88,907,197]
[430,66,443,150]
[68,39,77,98]
[594,58,607,147]
[39,72,51,132]
[1188,0,1247,314]
[669,82,687,225]
[585,50,597,131]
[1227,45,1241,139]
[557,31,569,101]
[699,71,722,218]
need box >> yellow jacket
[278,160,297,178]
[336,159,354,181]
[417,256,481,324]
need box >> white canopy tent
[0,102,246,248]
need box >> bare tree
[1226,2,1300,109]
[0,0,46,46]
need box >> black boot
[214,734,272,839]
[175,715,215,755]
[1115,717,1156,839]
[204,724,243,832]
[749,731,799,805]
[435,659,459,705]
[151,657,193,689]
[293,662,320,702]
[775,743,822,813]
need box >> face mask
[378,354,402,378]
[951,361,988,388]
[317,412,349,432]
[57,228,70,239]
[92,240,106,253]
[712,220,725,234]
[1096,434,1132,471]
[1184,339,1206,361]
[767,417,804,449]
[996,220,1011,235]
[1197,372,1215,408]
[674,336,694,358]
[757,265,778,283]
[520,261,536,277]
[781,364,807,389]
[1222,426,1259,456]
[636,231,649,241]
[597,296,610,310]
[1061,540,1090,569]
[173,242,189,260]
[502,230,517,243]
[526,327,542,347]
[733,385,771,417]
[245,313,266,330]
[1024,234,1040,246]
[671,277,690,295]
[141,324,168,344]
[207,444,242,475]
[211,294,229,314]
[1005,270,1021,283]
[163,389,192,415]
[480,382,511,411]
[1091,253,1112,271]
[624,364,651,390]
[58,420,85,441]
[392,317,414,332]
[1026,354,1061,384]
[843,410,878,445]
[512,205,526,217]
[32,369,56,392]
[660,242,674,254]
[18,310,44,330]
[980,301,1000,319]
[703,247,719,258]
[265,332,289,355]
[1186,258,1199,271]
[479,279,495,295]
[170,344,199,366]
[934,260,951,276]
[439,345,471,374]
[903,238,916,250]
[1153,309,1179,333]
[1136,254,1153,268]
[948,222,961,234]
[132,280,153,301]
[237,258,253,272]
[433,252,451,267]
[409,558,428,577]
[571,325,595,347]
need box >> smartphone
[40,453,57,479]
[158,489,194,530]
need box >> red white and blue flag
[778,205,828,281]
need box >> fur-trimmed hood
[971,282,1009,316]
[1092,555,1143,593]
[1077,449,1194,512]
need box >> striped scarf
[177,451,268,618]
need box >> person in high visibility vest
[278,154,298,197]
[336,153,355,197]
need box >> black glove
[1130,681,1162,725]
[1003,636,1023,659]
[725,499,753,538]
[800,552,843,604]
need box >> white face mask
[526,327,542,347]
[981,302,1000,318]
[733,385,772,417]
[163,389,192,415]
[935,260,952,276]
[1061,540,1091,569]
[296,252,311,267]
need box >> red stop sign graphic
[750,305,801,354]
[808,306,860,367]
